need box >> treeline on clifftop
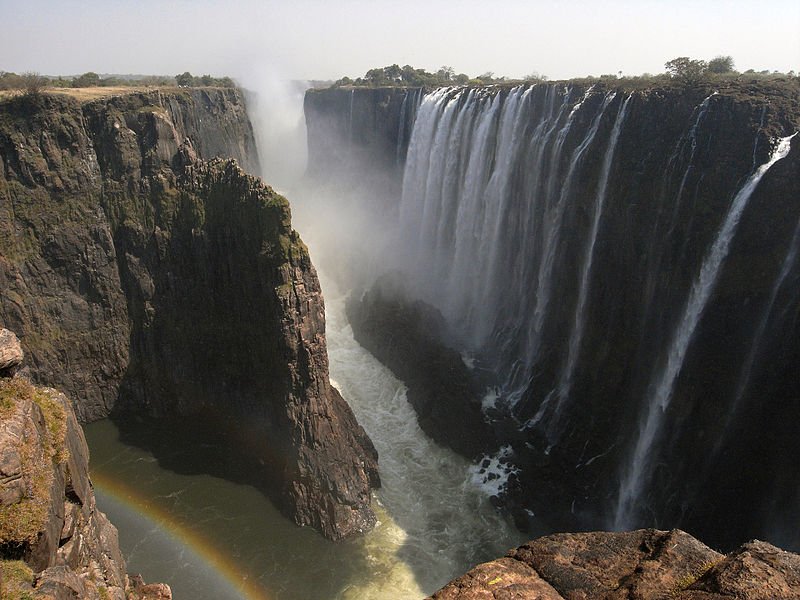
[0,70,235,91]
[332,57,799,89]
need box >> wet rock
[0,90,379,540]
[346,275,495,458]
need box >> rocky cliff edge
[0,328,170,599]
[432,528,800,600]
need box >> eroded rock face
[0,90,379,539]
[431,529,800,600]
[0,374,170,599]
[0,328,23,377]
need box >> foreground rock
[0,366,169,599]
[431,529,800,599]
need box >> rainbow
[91,472,273,600]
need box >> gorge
[1,73,799,600]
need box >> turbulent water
[85,271,524,599]
[85,184,524,600]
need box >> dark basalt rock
[0,90,379,540]
[431,529,800,599]
[346,275,495,459]
[307,80,800,549]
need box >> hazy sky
[2,0,798,82]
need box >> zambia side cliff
[0,88,379,540]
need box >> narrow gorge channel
[81,85,525,600]
[84,268,524,600]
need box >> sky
[2,0,798,83]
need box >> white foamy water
[315,262,526,598]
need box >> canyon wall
[304,80,800,550]
[0,89,378,540]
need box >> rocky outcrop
[346,277,494,458]
[0,328,23,377]
[431,529,800,599]
[0,360,169,599]
[0,90,379,540]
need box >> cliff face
[0,330,170,599]
[0,88,257,421]
[304,86,419,204]
[0,90,378,540]
[305,80,800,549]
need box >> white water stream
[613,132,798,529]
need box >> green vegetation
[332,64,532,88]
[330,58,797,90]
[175,71,235,88]
[708,55,735,74]
[665,57,710,86]
[0,70,236,93]
[669,559,720,596]
[0,559,35,600]
[0,379,67,546]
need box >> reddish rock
[430,529,800,600]
[0,328,23,377]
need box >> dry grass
[0,379,67,545]
[0,559,35,600]
[47,86,175,101]
[0,86,180,103]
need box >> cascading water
[550,94,633,438]
[394,84,629,426]
[613,132,798,530]
[348,81,799,548]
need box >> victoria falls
[2,1,800,597]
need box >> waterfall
[304,79,800,551]
[613,132,798,530]
[723,214,800,437]
[548,94,633,440]
[396,85,630,418]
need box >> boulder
[0,328,24,377]
[430,529,800,599]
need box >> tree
[708,55,735,74]
[664,57,708,86]
[525,71,548,82]
[176,72,195,87]
[72,71,100,87]
[21,72,48,96]
[436,66,455,81]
